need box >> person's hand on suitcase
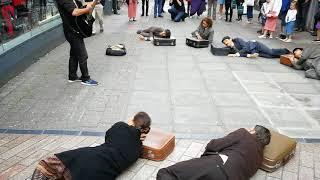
[138,35,145,40]
[228,53,240,57]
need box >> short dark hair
[133,112,151,134]
[164,29,171,38]
[293,48,303,53]
[222,36,231,43]
[254,125,271,147]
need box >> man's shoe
[154,15,157,18]
[114,12,120,15]
[81,79,99,86]
[68,77,81,83]
[158,14,163,17]
[141,14,144,16]
[146,14,149,16]
[100,29,104,33]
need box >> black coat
[157,128,263,180]
[55,122,142,180]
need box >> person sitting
[292,47,320,80]
[31,112,152,180]
[168,0,186,22]
[191,17,214,43]
[222,36,290,58]
[157,125,271,180]
[137,27,171,41]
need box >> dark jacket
[55,122,142,180]
[169,0,185,11]
[140,26,165,38]
[191,26,214,43]
[230,38,259,57]
[157,128,264,180]
[296,46,320,67]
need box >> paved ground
[1,5,320,138]
[0,134,319,180]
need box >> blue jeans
[256,42,290,58]
[168,6,185,22]
[154,0,163,16]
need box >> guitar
[74,0,99,38]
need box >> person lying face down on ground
[222,36,291,58]
[292,46,320,80]
[31,112,152,180]
[191,17,214,43]
[137,27,171,41]
[157,125,271,180]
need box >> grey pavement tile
[212,93,255,106]
[219,107,270,128]
[199,62,229,71]
[299,166,314,180]
[280,83,320,95]
[228,64,262,72]
[134,79,169,91]
[279,128,320,139]
[258,64,293,73]
[264,108,315,128]
[173,106,219,125]
[252,93,296,108]
[171,90,211,106]
[169,69,202,80]
[201,70,237,81]
[242,81,284,93]
[268,73,310,83]
[233,71,270,82]
[170,79,206,91]
[306,110,320,122]
[291,95,320,108]
[206,80,246,93]
[129,91,169,105]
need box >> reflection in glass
[0,0,59,44]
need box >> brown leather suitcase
[280,54,294,67]
[261,131,297,172]
[141,129,175,161]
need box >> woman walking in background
[128,0,137,21]
[217,0,224,19]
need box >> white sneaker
[269,35,273,39]
[284,38,292,42]
[258,35,266,39]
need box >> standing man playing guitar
[56,0,99,86]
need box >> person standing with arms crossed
[56,0,99,86]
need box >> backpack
[105,44,127,56]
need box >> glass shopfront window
[0,0,61,53]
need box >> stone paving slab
[0,134,318,180]
[0,5,320,139]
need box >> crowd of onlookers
[101,0,319,43]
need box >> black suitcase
[186,37,209,48]
[210,44,231,56]
[153,37,176,46]
[105,44,126,56]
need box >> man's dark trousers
[225,1,233,21]
[64,28,90,81]
[256,42,290,58]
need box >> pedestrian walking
[218,0,225,19]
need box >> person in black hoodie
[31,112,151,180]
[168,0,186,22]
